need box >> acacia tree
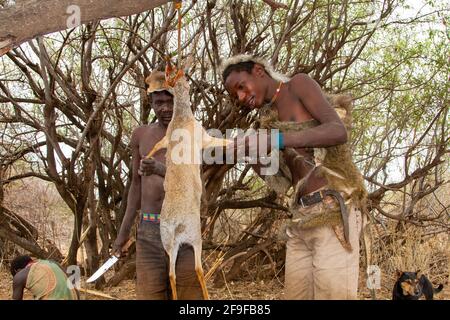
[1,0,448,286]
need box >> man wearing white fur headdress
[221,54,364,300]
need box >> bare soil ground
[1,267,448,300]
[0,269,283,300]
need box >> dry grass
[358,222,449,300]
[0,266,11,300]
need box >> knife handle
[122,238,134,252]
[114,238,134,257]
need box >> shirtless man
[221,55,363,300]
[113,70,203,300]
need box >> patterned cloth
[25,260,78,300]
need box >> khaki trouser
[284,203,362,300]
[135,217,203,300]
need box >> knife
[86,239,133,283]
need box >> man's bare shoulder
[132,123,160,134]
[131,123,161,143]
[288,73,313,87]
[13,268,29,287]
[287,73,324,101]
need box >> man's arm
[282,74,348,148]
[113,129,142,254]
[12,269,28,300]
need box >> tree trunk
[0,224,51,259]
[0,165,3,215]
[83,209,99,274]
[0,0,171,53]
[1,207,38,241]
[65,204,84,266]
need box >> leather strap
[298,189,350,242]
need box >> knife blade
[86,239,133,283]
[86,255,119,283]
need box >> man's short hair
[10,255,32,276]
[151,90,173,99]
[148,89,173,107]
[222,60,256,82]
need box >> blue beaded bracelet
[273,132,285,150]
[278,132,285,150]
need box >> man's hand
[112,234,130,257]
[139,157,166,177]
[227,133,272,160]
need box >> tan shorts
[284,203,362,300]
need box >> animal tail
[434,284,444,294]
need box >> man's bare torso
[135,123,167,213]
[274,82,328,196]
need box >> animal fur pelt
[255,94,367,206]
[256,94,368,247]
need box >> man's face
[224,66,266,109]
[151,90,174,126]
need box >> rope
[0,47,11,57]
[164,1,184,87]
[175,1,182,70]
